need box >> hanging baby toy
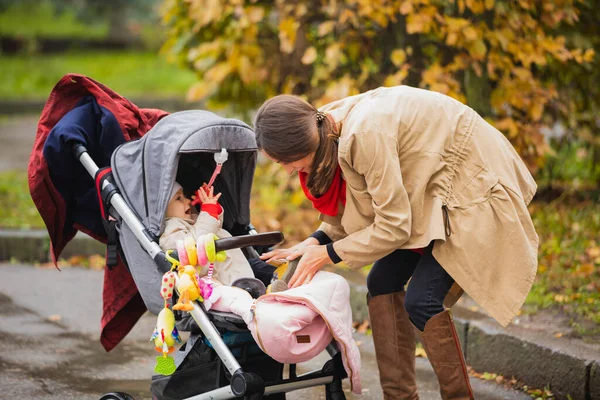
[150,252,182,376]
[196,233,227,300]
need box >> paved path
[0,263,530,400]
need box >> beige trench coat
[317,86,539,327]
[159,211,254,286]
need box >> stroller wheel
[99,393,136,400]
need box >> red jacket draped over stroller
[29,74,169,351]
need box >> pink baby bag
[207,271,362,394]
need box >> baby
[160,182,256,286]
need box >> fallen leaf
[88,254,106,270]
[587,247,600,258]
[356,320,370,334]
[415,346,427,358]
[482,372,498,380]
[554,332,563,338]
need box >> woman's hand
[288,245,331,288]
[259,237,319,264]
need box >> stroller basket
[73,141,349,400]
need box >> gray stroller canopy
[111,110,257,237]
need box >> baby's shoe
[268,279,289,293]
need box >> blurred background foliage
[0,0,598,333]
[160,0,599,177]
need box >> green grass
[524,200,600,329]
[0,51,198,100]
[0,1,108,39]
[0,171,44,230]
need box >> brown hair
[254,95,340,197]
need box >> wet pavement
[0,263,531,400]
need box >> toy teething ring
[197,236,208,266]
[176,239,189,266]
[184,236,198,266]
[204,233,217,263]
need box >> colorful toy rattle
[150,255,183,376]
[195,233,227,299]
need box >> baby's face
[166,189,193,219]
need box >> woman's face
[263,152,315,175]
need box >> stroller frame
[75,145,348,400]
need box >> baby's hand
[198,185,222,205]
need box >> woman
[254,86,539,400]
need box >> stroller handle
[215,231,284,252]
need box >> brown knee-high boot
[418,310,474,400]
[368,292,419,400]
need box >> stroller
[31,77,350,400]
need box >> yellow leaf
[468,39,487,59]
[295,3,308,17]
[339,9,357,26]
[485,0,495,10]
[279,17,300,53]
[245,6,264,23]
[400,0,413,15]
[88,254,106,270]
[466,0,485,14]
[205,62,233,83]
[390,49,407,67]
[587,247,600,258]
[447,32,459,46]
[583,48,595,63]
[302,47,318,65]
[529,102,544,122]
[238,56,254,84]
[554,332,563,338]
[415,345,427,358]
[187,81,217,102]
[406,14,424,34]
[384,66,410,86]
[577,263,595,276]
[538,264,547,274]
[318,21,336,36]
[462,26,478,41]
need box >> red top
[201,203,222,220]
[299,167,424,255]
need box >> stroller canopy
[111,110,257,237]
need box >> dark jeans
[366,243,455,331]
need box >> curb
[0,229,105,263]
[1,229,598,399]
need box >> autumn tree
[160,0,595,171]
